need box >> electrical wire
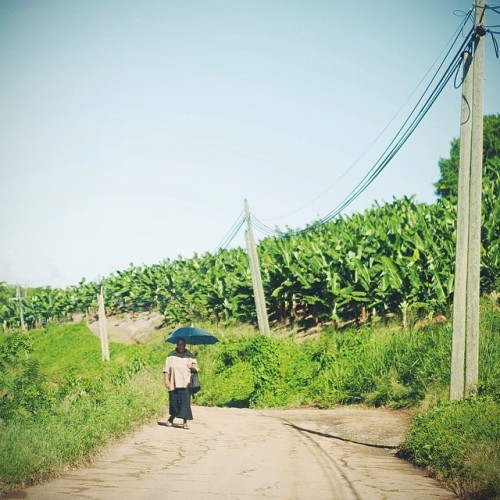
[251,215,282,237]
[310,25,475,226]
[213,210,246,253]
[217,217,245,252]
[312,31,472,228]
[487,29,500,56]
[453,9,471,17]
[262,8,474,223]
[253,14,477,239]
[480,4,500,14]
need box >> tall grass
[400,397,499,499]
[0,324,168,494]
[195,300,498,410]
[0,371,165,492]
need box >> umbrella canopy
[165,326,219,345]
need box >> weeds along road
[16,406,455,500]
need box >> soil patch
[86,312,165,344]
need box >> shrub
[400,397,500,499]
[0,325,168,494]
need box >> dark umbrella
[165,326,219,345]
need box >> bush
[0,370,165,493]
[0,325,168,494]
[400,397,500,499]
[195,338,255,408]
[0,332,57,420]
[195,300,498,410]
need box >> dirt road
[13,406,454,499]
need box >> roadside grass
[400,300,500,499]
[0,324,168,494]
[29,323,153,380]
[196,322,455,409]
[195,300,497,411]
[0,302,498,496]
[400,396,499,499]
[0,371,165,493]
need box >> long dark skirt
[168,387,193,420]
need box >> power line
[254,14,476,238]
[251,215,281,238]
[262,8,474,223]
[214,216,246,253]
[311,21,475,226]
[213,210,246,253]
[480,4,500,14]
[311,33,472,229]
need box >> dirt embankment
[84,312,165,344]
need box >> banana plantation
[1,115,499,330]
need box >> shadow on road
[283,421,398,449]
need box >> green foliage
[247,336,281,408]
[190,335,255,408]
[0,332,56,420]
[27,323,153,381]
[0,330,32,367]
[0,280,99,330]
[299,324,452,408]
[305,329,373,406]
[197,301,498,410]
[435,114,500,204]
[1,116,499,330]
[0,371,164,493]
[435,114,500,292]
[0,324,167,493]
[400,397,500,499]
[261,196,460,325]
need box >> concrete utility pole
[97,281,110,361]
[244,199,270,335]
[450,1,485,400]
[15,285,26,331]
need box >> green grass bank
[1,301,498,497]
[400,396,499,499]
[0,324,168,494]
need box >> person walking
[163,337,198,429]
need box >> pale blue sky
[1,1,499,287]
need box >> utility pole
[97,280,110,361]
[244,199,270,335]
[450,1,485,400]
[15,285,26,331]
[465,0,485,397]
[450,49,472,400]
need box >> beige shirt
[163,355,198,390]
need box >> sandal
[182,423,189,429]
